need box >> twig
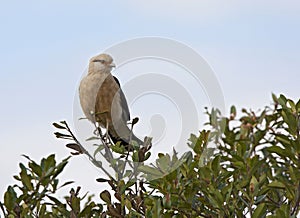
[63,122,116,183]
[94,124,114,161]
[0,201,7,216]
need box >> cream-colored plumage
[79,53,142,147]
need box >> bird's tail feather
[108,131,143,151]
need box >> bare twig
[0,201,7,216]
[63,121,116,182]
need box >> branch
[62,121,116,183]
[0,201,6,216]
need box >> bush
[1,94,300,217]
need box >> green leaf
[212,189,224,207]
[272,93,278,103]
[13,175,21,181]
[100,190,111,204]
[156,154,171,173]
[52,179,59,192]
[132,117,139,125]
[93,144,105,158]
[86,136,100,141]
[268,181,286,189]
[47,195,65,207]
[278,94,287,107]
[281,109,297,135]
[4,186,17,211]
[58,181,74,189]
[110,143,125,154]
[188,131,209,154]
[287,99,296,112]
[96,178,109,183]
[275,134,291,147]
[138,165,164,177]
[39,204,46,217]
[125,198,132,210]
[41,154,56,172]
[53,157,70,178]
[52,122,66,129]
[54,132,72,139]
[252,203,266,218]
[71,195,81,213]
[211,155,220,174]
[123,170,132,178]
[265,146,288,159]
[132,151,139,162]
[231,160,245,169]
[120,180,136,194]
[66,143,83,153]
[253,130,266,145]
[230,105,237,118]
[250,176,258,187]
[254,195,267,204]
[44,166,55,177]
[79,202,96,217]
[296,99,300,113]
[20,165,33,190]
[144,152,151,161]
[28,161,42,177]
[21,154,33,161]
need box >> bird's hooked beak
[109,63,116,68]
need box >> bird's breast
[79,74,122,125]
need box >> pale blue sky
[1,0,300,205]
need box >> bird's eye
[93,59,105,63]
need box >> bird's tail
[108,125,143,151]
[108,132,143,148]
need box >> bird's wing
[113,76,130,122]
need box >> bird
[79,53,143,149]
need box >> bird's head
[89,53,116,75]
